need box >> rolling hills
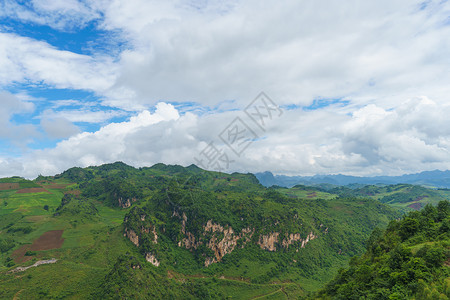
[0,162,444,299]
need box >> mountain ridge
[256,170,450,188]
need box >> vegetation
[0,162,446,299]
[314,201,450,299]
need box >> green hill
[314,201,450,299]
[0,162,408,298]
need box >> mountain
[255,170,450,188]
[0,162,412,298]
[314,201,450,299]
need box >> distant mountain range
[255,170,450,188]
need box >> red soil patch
[231,179,239,182]
[16,188,50,194]
[408,202,423,211]
[0,183,19,190]
[12,230,64,263]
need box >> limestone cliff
[145,253,160,267]
[203,220,254,266]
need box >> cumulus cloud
[1,1,450,177]
[92,0,450,110]
[40,117,80,139]
[0,0,100,30]
[0,97,449,178]
[0,32,116,92]
[0,91,38,146]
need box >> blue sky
[1,0,450,178]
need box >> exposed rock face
[203,220,254,266]
[139,225,158,244]
[118,197,137,208]
[171,212,320,267]
[282,233,302,248]
[281,231,318,249]
[178,232,199,249]
[300,231,317,248]
[259,231,318,251]
[145,253,160,267]
[124,229,139,246]
[258,232,280,251]
[178,213,201,249]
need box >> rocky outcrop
[140,225,158,244]
[282,233,302,248]
[203,220,254,266]
[178,232,199,249]
[124,229,139,246]
[260,231,318,251]
[178,213,201,249]
[145,253,160,267]
[300,231,317,248]
[118,197,137,208]
[258,232,280,251]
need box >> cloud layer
[1,0,450,178]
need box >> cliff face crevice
[281,231,317,248]
[124,212,158,246]
[258,231,318,251]
[124,228,139,246]
[118,197,137,208]
[177,212,202,249]
[258,232,280,251]
[203,220,254,266]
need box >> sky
[1,0,450,178]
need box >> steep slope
[314,201,450,299]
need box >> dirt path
[251,287,286,299]
[13,289,24,300]
[9,259,58,274]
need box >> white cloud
[1,1,450,177]
[40,108,126,124]
[0,0,100,30]
[0,91,38,146]
[0,32,116,92]
[89,0,450,110]
[0,97,449,178]
[40,117,80,139]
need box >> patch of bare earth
[16,188,50,194]
[0,183,19,190]
[12,230,64,263]
[408,202,423,211]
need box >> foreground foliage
[315,201,450,299]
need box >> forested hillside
[314,201,450,299]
